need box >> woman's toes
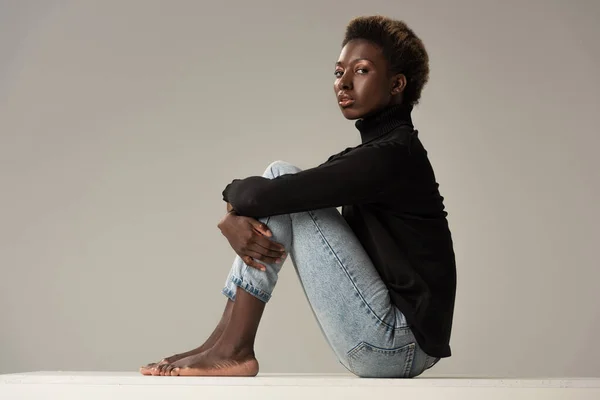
[140,359,170,375]
[161,364,172,376]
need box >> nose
[337,73,353,91]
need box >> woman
[141,15,456,378]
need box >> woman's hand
[217,212,286,271]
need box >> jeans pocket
[347,341,416,378]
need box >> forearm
[222,143,408,218]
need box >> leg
[165,161,434,377]
[164,288,263,376]
[252,161,434,377]
[285,207,432,378]
[158,186,290,375]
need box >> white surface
[1,0,600,380]
[1,372,600,399]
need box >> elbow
[232,187,266,217]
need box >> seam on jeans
[346,341,416,378]
[230,275,271,303]
[221,287,236,301]
[307,210,395,330]
[348,341,415,359]
[404,342,416,377]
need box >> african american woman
[141,15,456,379]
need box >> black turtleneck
[222,104,457,358]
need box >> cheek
[358,79,387,101]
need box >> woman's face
[334,39,404,120]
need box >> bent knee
[264,160,302,178]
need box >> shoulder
[381,126,417,146]
[324,127,419,164]
[375,127,427,158]
[362,128,416,155]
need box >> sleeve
[222,142,410,218]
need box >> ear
[390,74,407,96]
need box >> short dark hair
[342,15,430,107]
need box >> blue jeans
[222,161,439,378]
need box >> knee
[263,160,302,178]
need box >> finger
[245,247,281,264]
[244,248,282,264]
[254,234,286,254]
[250,220,273,237]
[252,238,286,258]
[242,255,267,271]
[242,255,267,270]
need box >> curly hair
[342,15,430,107]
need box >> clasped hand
[217,210,286,271]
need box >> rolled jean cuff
[222,274,272,303]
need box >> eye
[356,68,368,74]
[334,70,343,78]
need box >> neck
[355,103,413,144]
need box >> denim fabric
[222,160,439,378]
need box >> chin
[340,107,365,120]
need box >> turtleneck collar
[355,103,413,144]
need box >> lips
[338,93,355,108]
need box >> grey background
[1,0,598,378]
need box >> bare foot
[159,348,259,377]
[140,300,234,376]
[140,346,208,376]
[140,326,230,376]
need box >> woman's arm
[222,142,411,218]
